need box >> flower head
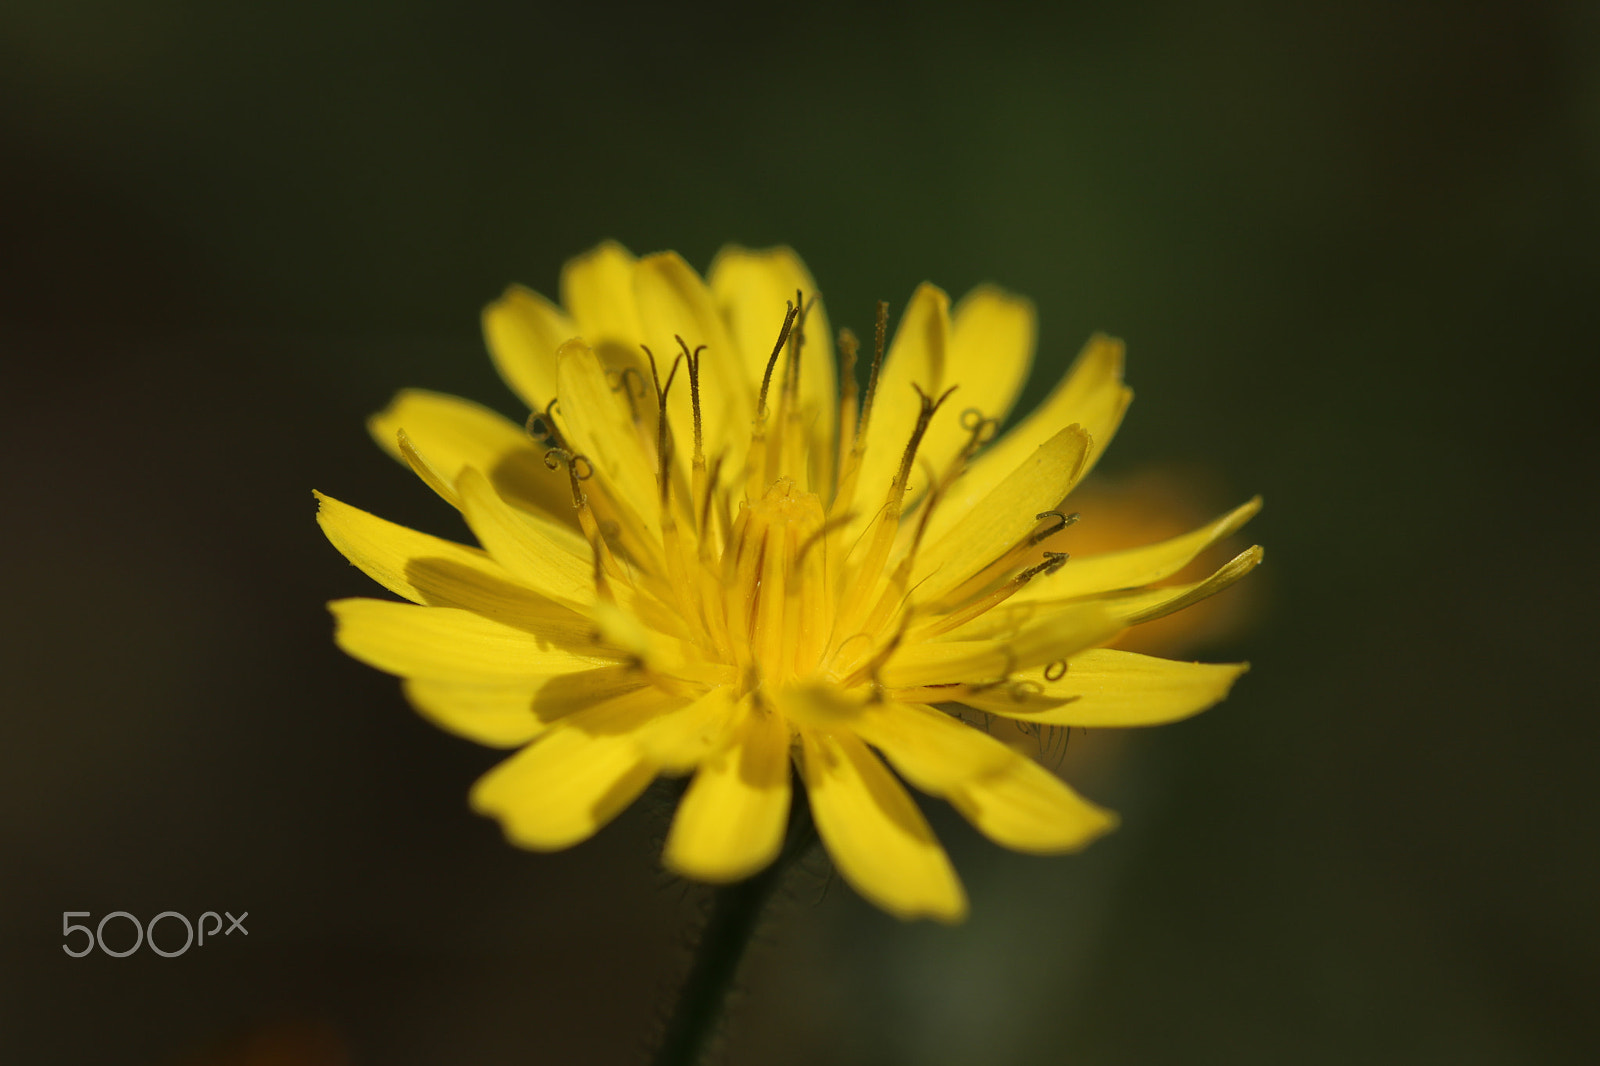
[318,242,1261,922]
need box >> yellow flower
[317,242,1262,923]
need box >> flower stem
[651,795,816,1066]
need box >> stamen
[828,384,957,660]
[636,347,709,629]
[892,383,959,493]
[698,451,726,558]
[856,459,943,640]
[674,335,707,465]
[694,449,735,660]
[755,303,801,423]
[904,550,1067,642]
[910,407,997,540]
[544,447,617,598]
[644,347,684,511]
[525,398,568,452]
[783,289,815,404]
[829,327,865,520]
[926,506,1082,611]
[835,328,860,451]
[1029,510,1080,545]
[776,291,816,489]
[542,447,594,488]
[854,300,889,452]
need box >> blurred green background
[4,1,1597,1063]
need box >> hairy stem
[651,795,816,1066]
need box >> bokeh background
[5,1,1598,1063]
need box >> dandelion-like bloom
[318,242,1261,922]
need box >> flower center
[728,476,829,688]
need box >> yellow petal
[470,687,684,849]
[708,245,836,467]
[403,666,646,747]
[562,241,641,334]
[851,283,953,515]
[664,697,793,882]
[1021,496,1262,602]
[797,729,967,923]
[1102,544,1264,625]
[316,490,516,611]
[911,285,1035,488]
[881,601,1124,687]
[329,598,616,683]
[552,337,661,525]
[848,702,1015,795]
[634,685,742,774]
[483,283,576,411]
[782,689,1115,856]
[456,466,599,611]
[912,423,1093,603]
[368,389,575,523]
[947,757,1118,854]
[395,427,464,508]
[926,333,1130,545]
[958,649,1248,726]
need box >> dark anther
[1016,550,1070,584]
[1043,659,1069,682]
[543,446,591,510]
[526,399,568,450]
[543,448,594,481]
[1030,510,1081,544]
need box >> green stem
[651,794,816,1066]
